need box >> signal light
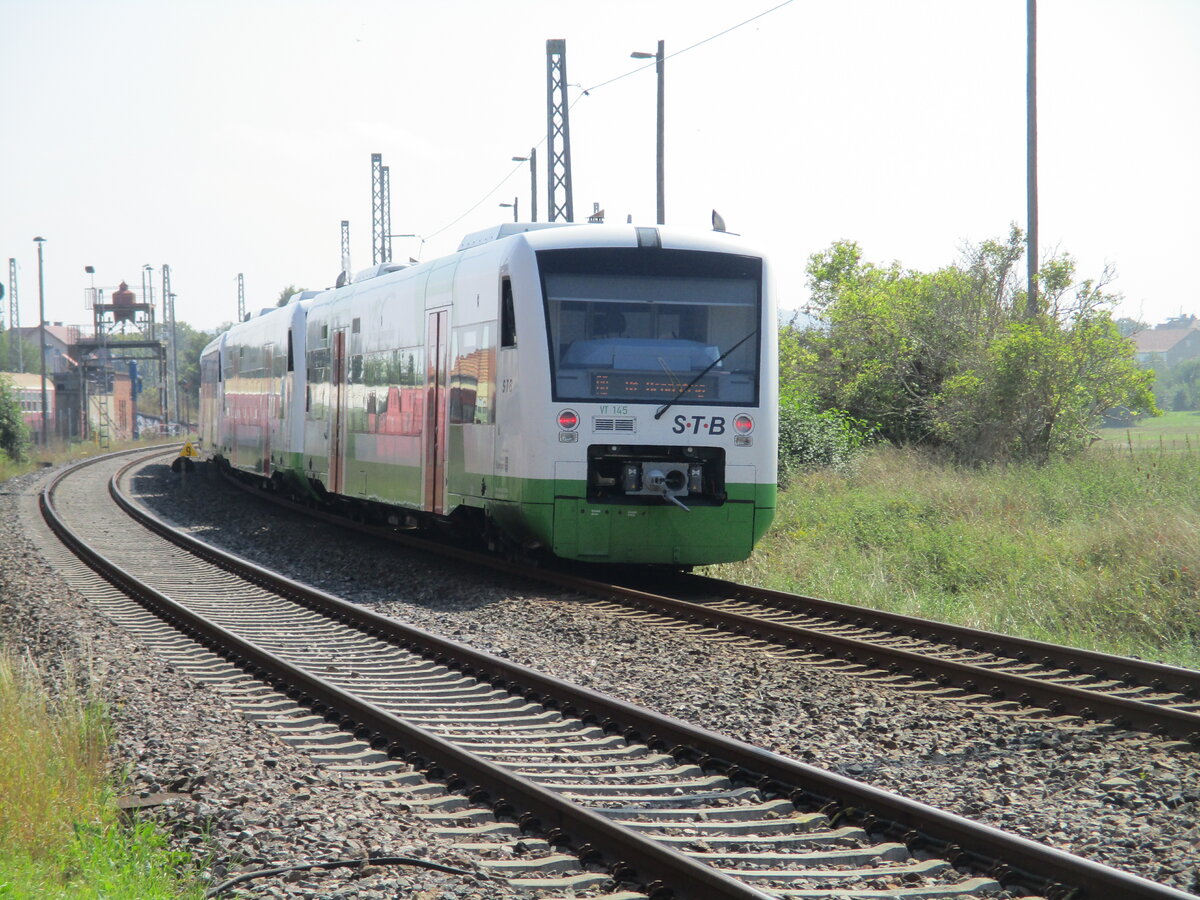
[733,414,754,435]
[557,409,579,431]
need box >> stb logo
[672,414,726,436]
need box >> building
[12,323,79,375]
[1131,316,1200,367]
[1,371,55,438]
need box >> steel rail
[42,451,776,900]
[210,460,1200,746]
[683,572,1200,708]
[105,452,1196,900]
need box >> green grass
[1094,409,1200,452]
[0,648,202,898]
[711,446,1200,669]
[0,435,182,483]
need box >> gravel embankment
[0,466,527,900]
[130,460,1200,896]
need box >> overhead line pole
[546,39,575,223]
[8,259,21,372]
[1026,0,1039,317]
[35,237,48,446]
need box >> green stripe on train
[294,451,775,565]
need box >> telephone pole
[7,259,20,372]
[1026,0,1039,316]
[35,237,48,446]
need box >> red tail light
[557,409,579,431]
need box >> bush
[792,231,1157,464]
[777,400,872,486]
[0,375,29,463]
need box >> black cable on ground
[204,855,497,897]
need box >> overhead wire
[419,0,798,245]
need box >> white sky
[2,0,1197,334]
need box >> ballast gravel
[7,456,1200,897]
[0,467,526,900]
[138,461,1200,897]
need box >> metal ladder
[91,395,113,450]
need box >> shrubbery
[0,375,28,463]
[781,228,1157,465]
[777,400,871,486]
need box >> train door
[424,309,449,513]
[329,329,347,494]
[261,344,273,474]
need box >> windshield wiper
[653,328,758,420]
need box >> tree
[793,229,1158,464]
[1151,358,1200,411]
[0,374,28,462]
[276,285,306,308]
[1115,316,1149,338]
[0,329,41,373]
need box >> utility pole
[632,41,666,224]
[7,259,20,372]
[169,291,179,428]
[143,265,156,340]
[237,273,246,323]
[34,237,48,446]
[546,39,575,222]
[161,265,172,425]
[381,165,392,264]
[512,150,537,222]
[371,153,393,265]
[1026,0,1039,317]
[340,220,351,285]
[655,40,664,225]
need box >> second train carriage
[200,222,778,565]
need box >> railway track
[214,458,1200,750]
[36,447,1196,899]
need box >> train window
[500,278,517,348]
[449,323,495,425]
[537,248,762,406]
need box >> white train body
[200,223,777,565]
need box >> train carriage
[202,222,777,566]
[200,299,312,481]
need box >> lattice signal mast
[546,39,575,223]
[371,153,393,265]
[382,166,392,262]
[237,273,246,323]
[340,220,351,286]
[7,258,20,372]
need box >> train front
[507,226,777,566]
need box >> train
[199,222,778,566]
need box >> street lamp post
[631,40,665,225]
[512,150,537,222]
[34,236,48,447]
[143,264,156,340]
[499,198,518,222]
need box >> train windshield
[539,248,762,406]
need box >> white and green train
[199,222,777,565]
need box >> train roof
[458,222,762,257]
[457,222,571,250]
